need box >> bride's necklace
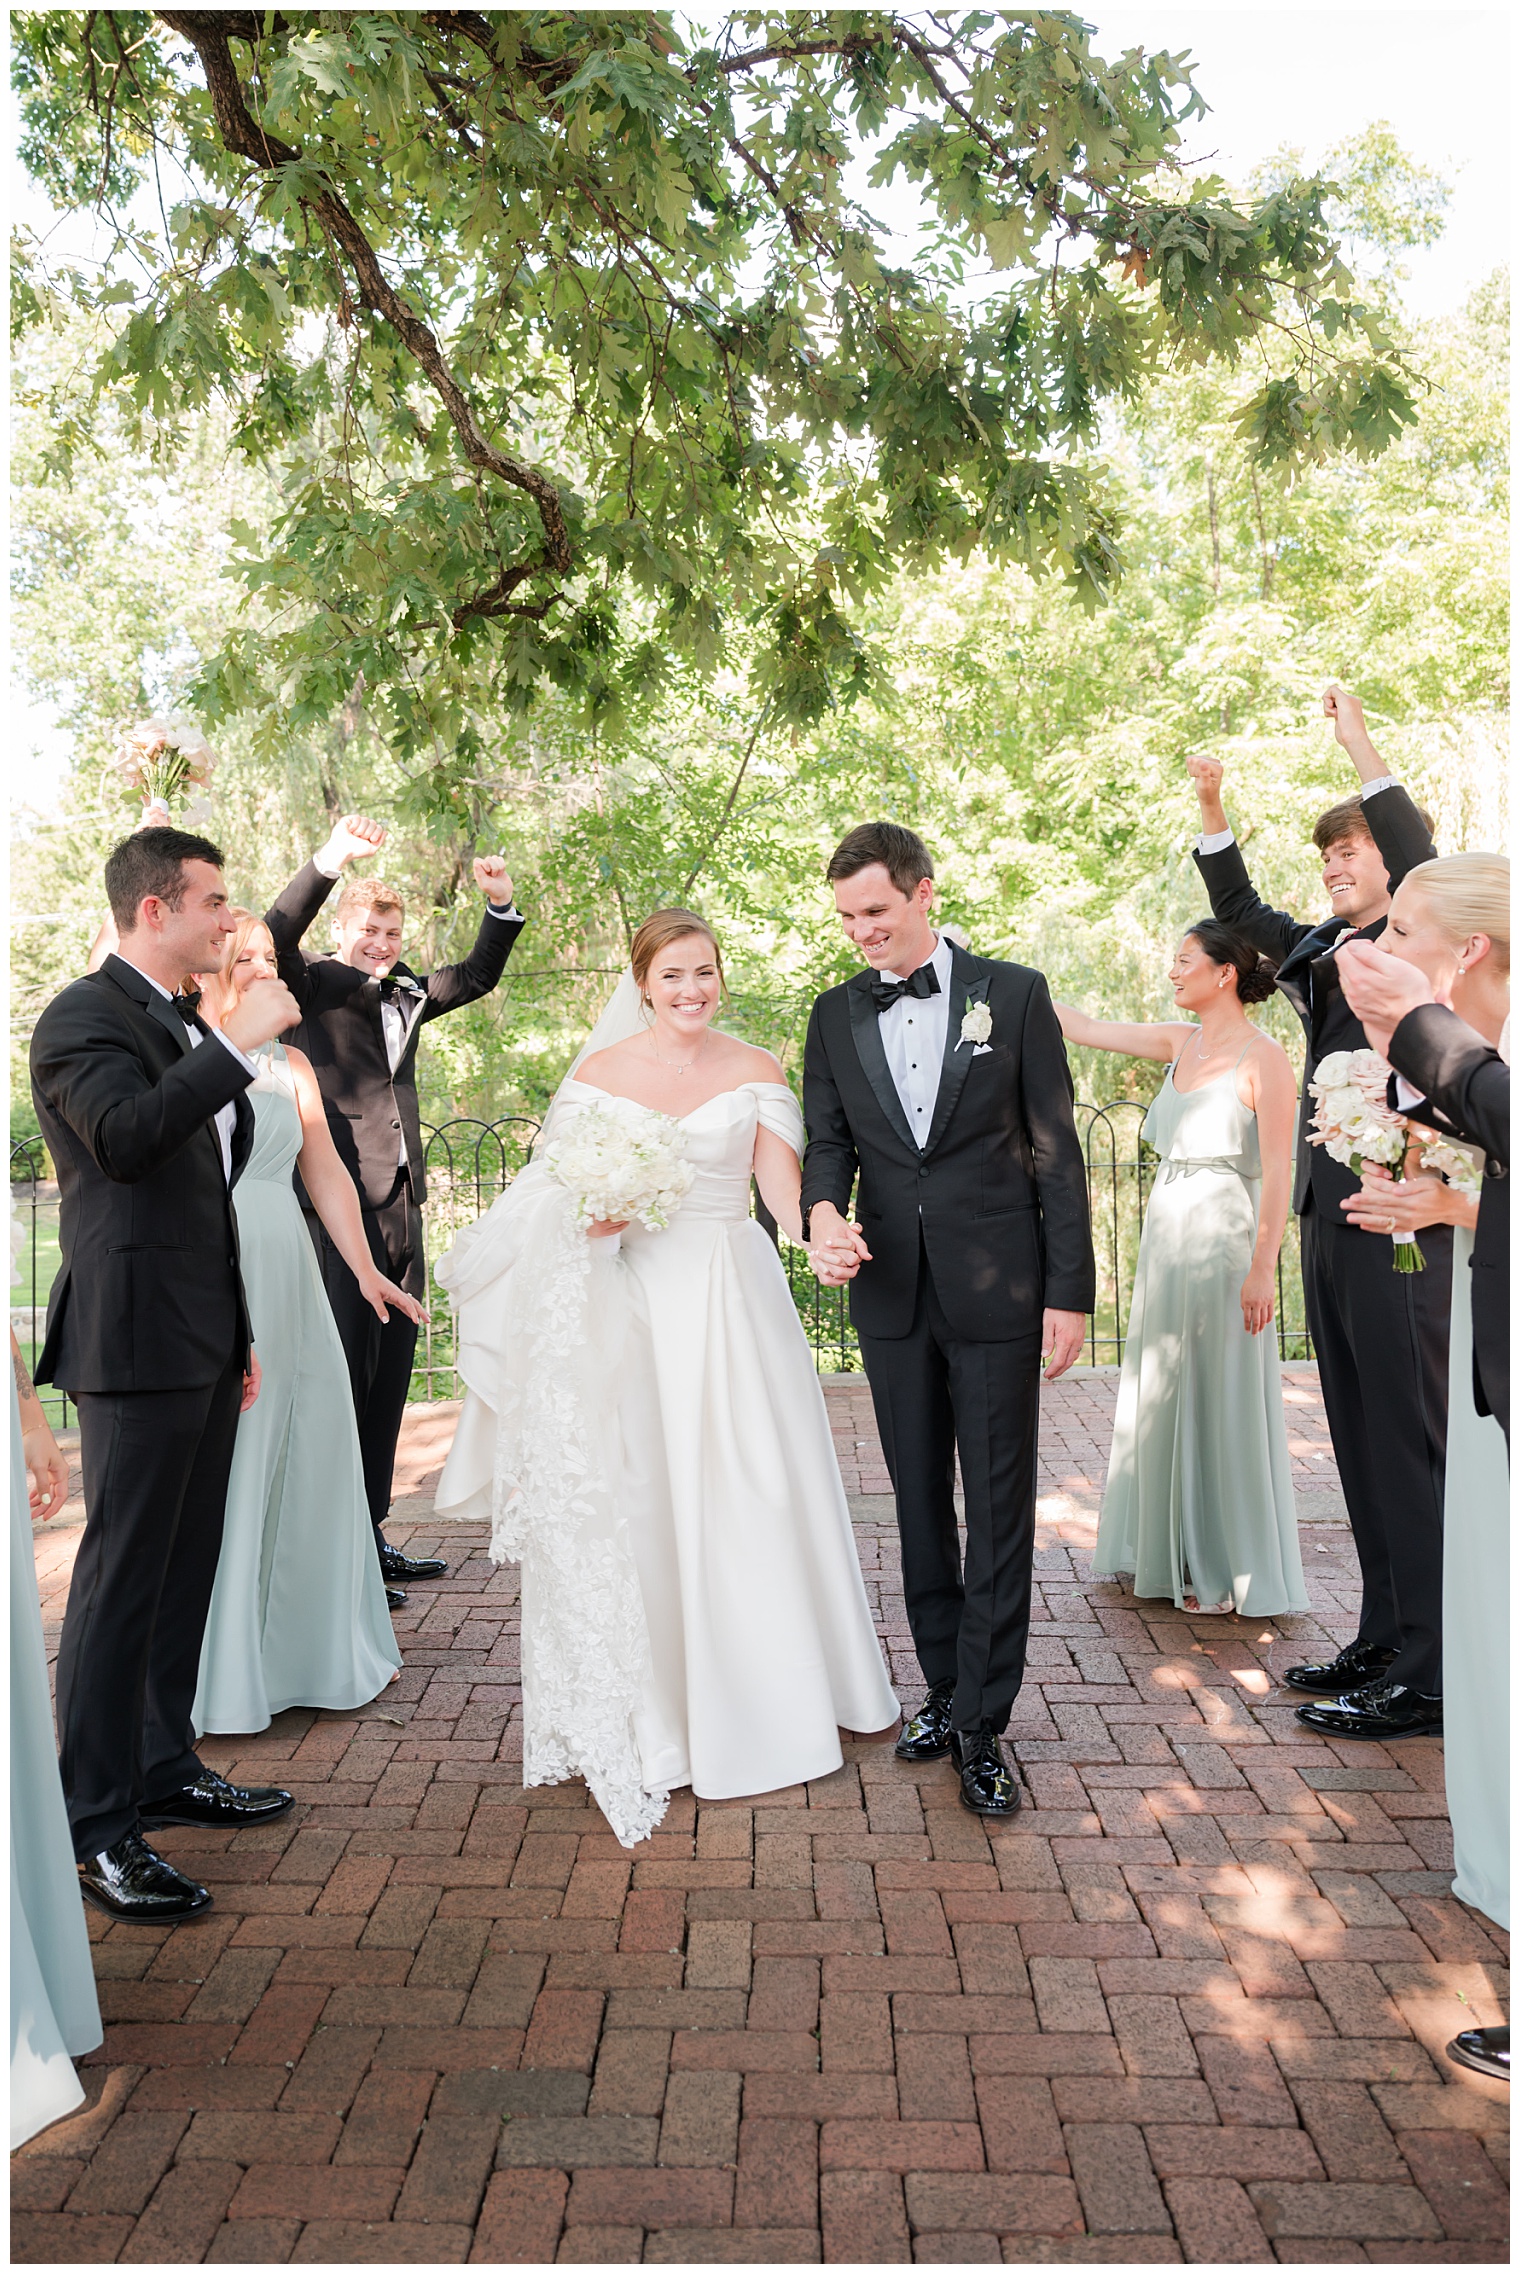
[647,1028,710,1077]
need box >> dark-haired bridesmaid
[1055,921,1308,1618]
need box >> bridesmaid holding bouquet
[1056,921,1308,1618]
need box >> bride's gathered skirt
[436,1082,899,1842]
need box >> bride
[434,907,900,1843]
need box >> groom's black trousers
[1298,1198,1450,1695]
[57,1354,244,1859]
[856,1237,1042,1734]
[307,1168,425,1545]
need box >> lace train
[440,1168,669,1847]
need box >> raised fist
[320,813,387,869]
[1185,752,1225,800]
[473,854,514,905]
[1322,684,1366,744]
[223,975,302,1055]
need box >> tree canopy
[14,7,1421,809]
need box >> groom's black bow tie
[870,964,941,1014]
[170,988,202,1025]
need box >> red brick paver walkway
[14,1370,1509,2263]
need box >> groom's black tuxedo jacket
[1388,1004,1509,1441]
[1193,784,1437,1217]
[800,944,1095,1340]
[264,860,524,1210]
[29,955,255,1394]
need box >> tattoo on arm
[13,1347,35,1401]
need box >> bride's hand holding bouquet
[543,1099,693,1242]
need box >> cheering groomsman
[264,818,525,1603]
[31,828,301,1921]
[1190,689,1447,1739]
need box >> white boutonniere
[958,997,993,1049]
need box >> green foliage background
[10,133,1508,1147]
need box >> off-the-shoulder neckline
[564,1077,795,1123]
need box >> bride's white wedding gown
[435,1078,899,1843]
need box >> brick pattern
[13,1372,1508,2264]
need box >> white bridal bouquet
[543,1100,693,1232]
[1309,1047,1481,1273]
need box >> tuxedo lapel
[392,969,429,1060]
[104,954,195,1060]
[229,1091,255,1183]
[923,948,989,1155]
[846,975,919,1156]
[359,975,391,1061]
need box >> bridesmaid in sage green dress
[191,917,419,1735]
[1056,920,1307,1618]
[10,1299,101,2147]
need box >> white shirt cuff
[312,849,344,881]
[1359,776,1398,799]
[208,1025,262,1080]
[484,900,520,920]
[1196,828,1235,855]
[1393,1074,1426,1112]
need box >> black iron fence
[10,1105,1311,1429]
[404,1102,1311,1400]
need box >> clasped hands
[804,1202,1085,1380]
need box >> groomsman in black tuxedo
[800,823,1095,1816]
[1190,688,1447,1739]
[265,818,525,1601]
[31,828,302,1921]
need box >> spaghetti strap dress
[1093,1052,1308,1617]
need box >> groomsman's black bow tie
[170,989,202,1024]
[870,965,941,1014]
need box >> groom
[801,823,1094,1815]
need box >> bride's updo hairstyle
[630,908,726,1009]
[1186,919,1278,1005]
[1397,854,1510,972]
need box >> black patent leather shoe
[1280,1640,1398,1695]
[380,1543,448,1582]
[78,1831,212,1921]
[386,1584,408,1611]
[894,1679,955,1762]
[140,1767,294,1830]
[1447,2027,1509,2084]
[1294,1678,1442,1741]
[951,1728,1022,1817]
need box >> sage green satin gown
[1442,1222,1508,1928]
[192,1046,400,1734]
[11,1381,101,2147]
[1094,1059,1308,1618]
